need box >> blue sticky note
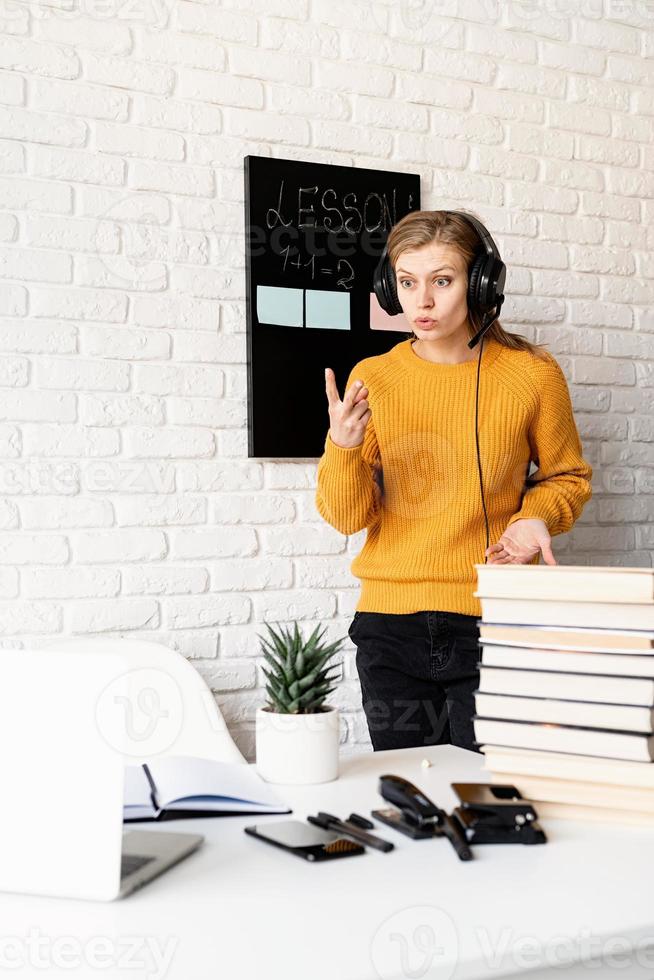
[257,285,303,327]
[305,290,350,331]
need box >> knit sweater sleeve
[315,364,382,536]
[506,354,593,537]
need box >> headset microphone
[372,210,507,563]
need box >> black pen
[307,812,394,852]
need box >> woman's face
[394,241,472,343]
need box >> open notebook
[124,755,292,822]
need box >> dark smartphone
[244,820,365,862]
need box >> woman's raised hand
[324,367,372,449]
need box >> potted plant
[255,620,344,785]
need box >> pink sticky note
[369,292,412,333]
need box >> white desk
[3,745,654,980]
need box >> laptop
[0,648,203,901]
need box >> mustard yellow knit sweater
[316,337,593,617]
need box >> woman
[316,210,593,753]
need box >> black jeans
[348,610,481,753]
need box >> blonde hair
[386,209,549,360]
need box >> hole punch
[450,783,547,846]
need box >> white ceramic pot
[255,704,340,784]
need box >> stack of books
[473,564,654,825]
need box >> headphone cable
[474,334,490,564]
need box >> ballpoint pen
[307,812,395,852]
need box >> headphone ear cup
[373,249,403,316]
[467,256,484,314]
[385,262,401,315]
[469,255,505,313]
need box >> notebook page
[147,755,288,810]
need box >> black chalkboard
[244,155,420,458]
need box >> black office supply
[244,820,365,862]
[372,805,436,840]
[451,783,547,845]
[307,812,394,852]
[348,812,375,830]
[372,774,473,861]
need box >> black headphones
[372,210,508,560]
[372,210,506,349]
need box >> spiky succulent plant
[257,621,344,714]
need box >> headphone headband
[444,209,500,260]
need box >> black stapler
[372,774,473,861]
[450,783,547,845]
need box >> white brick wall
[0,0,652,760]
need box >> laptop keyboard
[121,853,155,880]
